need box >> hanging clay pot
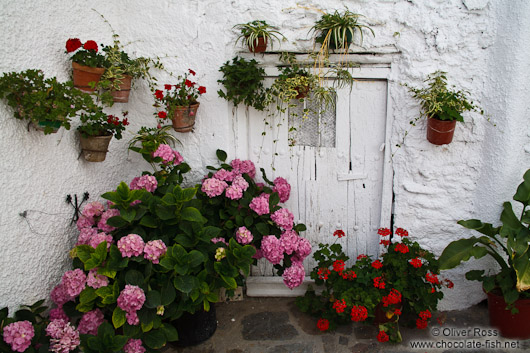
[248,36,268,53]
[487,289,530,339]
[426,117,457,145]
[110,75,132,103]
[72,62,105,93]
[79,134,112,162]
[171,103,199,133]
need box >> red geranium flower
[83,40,98,52]
[377,330,389,342]
[333,299,347,314]
[65,38,82,53]
[378,228,391,236]
[396,228,408,237]
[350,305,368,322]
[317,268,330,280]
[416,318,428,329]
[444,279,454,289]
[122,118,129,126]
[332,260,345,273]
[381,288,401,307]
[333,229,345,238]
[394,243,409,254]
[371,260,383,270]
[357,254,367,260]
[426,272,440,284]
[380,239,390,246]
[198,86,206,94]
[419,310,432,320]
[158,111,167,119]
[373,276,385,289]
[342,270,357,280]
[409,258,422,268]
[154,90,164,100]
[317,318,329,331]
[185,79,193,88]
[188,69,196,76]
[164,84,172,90]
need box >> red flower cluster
[380,239,390,246]
[107,114,129,126]
[371,260,383,270]
[333,299,347,314]
[333,229,345,238]
[409,257,422,268]
[419,310,432,320]
[157,111,167,119]
[356,254,367,260]
[350,305,368,322]
[65,38,98,53]
[394,243,409,254]
[317,268,330,280]
[426,272,440,284]
[377,330,389,342]
[381,288,402,307]
[332,260,345,273]
[341,270,357,280]
[395,228,409,237]
[377,227,391,236]
[416,318,428,329]
[317,318,329,331]
[373,276,385,289]
[444,279,454,289]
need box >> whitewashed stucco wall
[0,0,528,312]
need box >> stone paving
[165,297,530,353]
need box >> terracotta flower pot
[426,117,457,145]
[171,103,199,133]
[79,134,112,162]
[110,75,132,103]
[72,62,105,93]
[248,36,268,53]
[487,290,530,339]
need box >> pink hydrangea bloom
[201,178,228,198]
[211,237,228,245]
[271,208,294,230]
[261,235,284,265]
[153,144,183,165]
[273,177,291,203]
[225,185,243,200]
[235,227,253,245]
[253,247,264,259]
[282,262,305,289]
[49,307,69,322]
[117,234,145,258]
[231,159,256,178]
[97,208,120,233]
[232,175,249,191]
[45,319,80,353]
[76,215,95,230]
[50,283,74,307]
[292,238,312,263]
[77,309,105,335]
[87,269,109,289]
[124,338,146,353]
[126,311,140,326]
[249,194,270,215]
[117,285,146,314]
[213,168,235,182]
[130,175,157,193]
[81,201,105,218]
[143,240,167,264]
[76,227,98,246]
[280,230,299,255]
[3,320,34,352]
[88,232,113,250]
[61,269,86,297]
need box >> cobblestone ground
[163,297,530,353]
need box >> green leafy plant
[297,228,451,343]
[128,125,180,169]
[66,38,107,68]
[77,108,129,140]
[439,169,530,313]
[218,56,267,111]
[0,69,94,134]
[234,20,285,52]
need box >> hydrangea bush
[296,228,453,343]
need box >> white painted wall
[0,0,528,312]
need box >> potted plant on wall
[218,56,267,111]
[0,69,94,134]
[234,20,285,53]
[78,107,129,162]
[153,69,206,133]
[66,38,107,93]
[439,169,530,339]
[405,70,483,145]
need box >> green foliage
[439,169,530,311]
[0,69,94,134]
[234,20,285,52]
[77,108,129,139]
[66,38,107,68]
[218,56,267,111]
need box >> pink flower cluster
[117,285,146,326]
[202,159,255,200]
[87,269,109,289]
[230,159,256,178]
[2,320,34,352]
[76,201,119,247]
[51,282,74,307]
[77,309,105,335]
[124,338,146,353]
[273,177,291,203]
[271,208,294,230]
[249,193,270,215]
[235,226,253,245]
[282,262,305,289]
[61,269,87,297]
[117,234,145,258]
[153,144,183,165]
[143,240,167,264]
[46,319,80,353]
[201,178,228,198]
[130,175,157,193]
[261,236,284,265]
[49,307,69,322]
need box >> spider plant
[234,20,286,52]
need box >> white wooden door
[229,67,393,295]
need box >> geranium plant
[153,69,206,123]
[77,108,129,140]
[65,38,107,68]
[296,228,452,343]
